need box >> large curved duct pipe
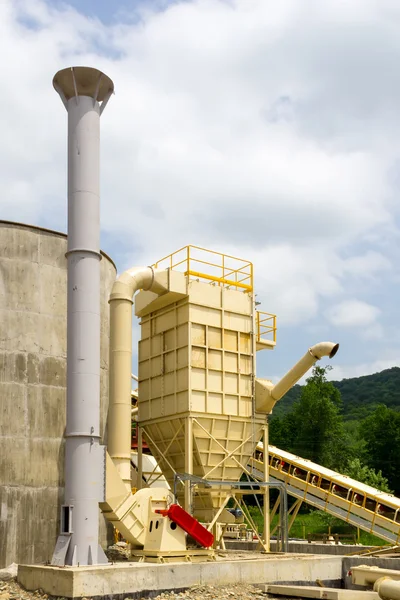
[255,341,339,414]
[351,566,400,599]
[374,577,400,600]
[108,266,168,490]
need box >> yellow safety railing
[256,311,277,344]
[153,245,253,292]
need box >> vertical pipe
[52,67,114,567]
[263,423,270,552]
[107,266,167,489]
[282,485,288,552]
[108,296,133,490]
[65,94,103,566]
[137,426,143,490]
[184,417,193,512]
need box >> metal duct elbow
[309,341,339,361]
[109,266,167,302]
[108,266,168,490]
[255,341,339,414]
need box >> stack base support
[18,555,342,599]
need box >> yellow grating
[256,311,277,344]
[153,245,253,292]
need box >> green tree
[342,420,367,462]
[269,411,296,450]
[343,458,392,493]
[360,405,400,494]
[292,365,349,469]
[270,365,349,470]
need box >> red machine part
[156,504,214,548]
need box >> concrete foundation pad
[265,584,379,599]
[18,554,342,599]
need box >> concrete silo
[0,220,116,568]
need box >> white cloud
[325,300,381,328]
[342,251,392,280]
[328,358,400,381]
[1,0,400,378]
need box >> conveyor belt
[249,444,400,544]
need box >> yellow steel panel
[152,376,162,396]
[208,326,222,348]
[177,391,188,413]
[151,334,162,354]
[139,380,149,401]
[192,390,206,413]
[141,320,151,338]
[177,305,189,325]
[223,288,252,314]
[164,351,176,373]
[176,368,188,392]
[154,311,174,334]
[163,329,175,351]
[240,332,251,353]
[188,280,222,308]
[135,289,187,319]
[225,351,238,372]
[192,367,206,390]
[192,347,206,368]
[223,311,252,333]
[139,338,150,359]
[163,373,175,396]
[240,355,252,374]
[191,323,206,345]
[150,356,162,377]
[225,372,238,394]
[162,393,174,412]
[240,374,252,396]
[224,395,239,416]
[177,347,188,368]
[177,322,188,345]
[138,359,150,380]
[208,348,222,370]
[190,304,222,328]
[240,398,253,417]
[208,392,223,413]
[223,329,238,351]
[208,370,223,392]
[151,398,162,418]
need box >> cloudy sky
[1,0,400,383]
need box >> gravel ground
[0,579,292,600]
[0,580,294,600]
[0,548,296,600]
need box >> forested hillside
[270,366,400,421]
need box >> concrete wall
[0,221,116,568]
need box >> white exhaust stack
[51,66,114,566]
